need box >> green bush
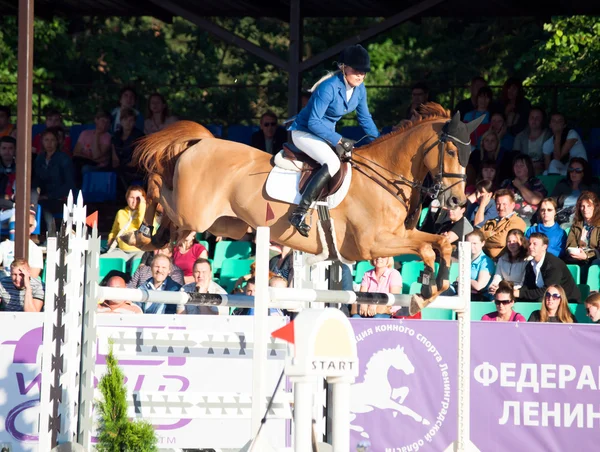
[96,344,157,452]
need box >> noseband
[348,120,469,208]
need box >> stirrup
[289,211,311,237]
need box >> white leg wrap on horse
[291,130,341,177]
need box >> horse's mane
[360,102,451,149]
[364,347,407,379]
[133,120,214,188]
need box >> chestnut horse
[125,103,484,313]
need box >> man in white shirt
[0,212,44,278]
[177,258,227,315]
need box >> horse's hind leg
[208,217,252,240]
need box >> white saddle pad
[265,158,352,209]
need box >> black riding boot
[289,164,331,237]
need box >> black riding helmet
[339,44,371,73]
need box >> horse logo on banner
[350,345,430,438]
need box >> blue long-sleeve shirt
[525,223,567,257]
[289,72,379,145]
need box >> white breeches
[291,130,341,177]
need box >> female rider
[288,44,380,237]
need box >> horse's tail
[134,120,214,188]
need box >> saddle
[279,142,349,198]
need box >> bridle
[347,121,470,208]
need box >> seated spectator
[97,276,142,314]
[111,107,145,195]
[0,105,16,138]
[467,130,505,189]
[33,128,76,237]
[177,258,227,315]
[251,110,287,155]
[128,245,184,288]
[232,262,278,294]
[0,258,44,312]
[144,92,178,135]
[488,229,528,296]
[466,179,499,228]
[235,276,286,316]
[454,76,488,119]
[500,154,547,226]
[137,254,181,314]
[528,285,576,323]
[490,112,514,155]
[351,256,402,318]
[464,86,493,147]
[231,278,257,315]
[552,157,600,227]
[32,109,72,156]
[72,111,112,187]
[479,189,526,259]
[105,186,146,267]
[466,230,495,300]
[543,112,587,175]
[526,198,567,257]
[0,136,16,213]
[405,82,430,120]
[270,245,293,281]
[516,233,580,303]
[563,192,600,279]
[498,77,531,136]
[466,159,499,198]
[111,86,144,134]
[481,281,525,322]
[0,211,44,278]
[512,107,551,174]
[173,231,208,284]
[437,204,473,259]
[584,293,600,323]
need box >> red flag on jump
[86,211,98,228]
[271,321,295,345]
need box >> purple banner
[350,319,458,451]
[470,322,600,452]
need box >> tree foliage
[96,345,157,452]
[0,15,597,128]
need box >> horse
[349,345,429,439]
[124,103,484,314]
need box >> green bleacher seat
[199,240,210,254]
[354,261,373,284]
[131,258,142,275]
[567,264,581,284]
[470,301,496,321]
[579,283,590,304]
[212,241,252,274]
[537,174,562,195]
[219,259,253,286]
[570,303,592,324]
[99,257,126,278]
[587,265,600,292]
[401,261,439,290]
[513,302,542,320]
[394,254,420,264]
[418,207,429,228]
[409,282,453,319]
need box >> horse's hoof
[409,294,425,316]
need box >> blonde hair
[479,129,500,160]
[541,285,573,323]
[370,256,394,268]
[310,70,342,93]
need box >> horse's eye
[447,149,456,157]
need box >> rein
[348,123,467,208]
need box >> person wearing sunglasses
[584,293,600,323]
[251,110,287,156]
[482,280,525,322]
[528,284,576,323]
[551,157,600,227]
[542,112,588,176]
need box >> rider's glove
[335,137,356,157]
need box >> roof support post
[287,0,302,118]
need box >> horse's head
[423,112,485,209]
[391,345,414,375]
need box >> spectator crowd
[1,76,599,325]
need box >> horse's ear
[466,114,486,135]
[451,110,461,124]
